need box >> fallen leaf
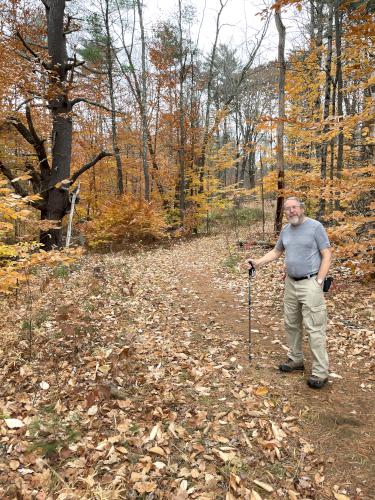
[148,424,159,441]
[87,405,98,416]
[9,460,20,470]
[333,493,350,500]
[19,468,34,475]
[133,481,157,493]
[149,446,165,456]
[154,461,166,470]
[254,386,269,397]
[4,418,24,429]
[287,490,298,500]
[213,448,237,462]
[253,480,274,493]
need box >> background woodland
[0,0,374,290]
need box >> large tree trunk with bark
[3,0,111,250]
[41,0,73,248]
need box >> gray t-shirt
[275,218,330,278]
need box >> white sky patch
[144,0,302,62]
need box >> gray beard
[289,215,304,226]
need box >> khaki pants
[284,276,329,378]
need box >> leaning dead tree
[0,0,112,249]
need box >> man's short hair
[284,196,305,208]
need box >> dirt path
[1,232,374,499]
[165,235,375,499]
[179,265,374,497]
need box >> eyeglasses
[284,206,301,212]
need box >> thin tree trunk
[260,154,265,241]
[115,0,165,197]
[318,0,334,219]
[329,80,337,212]
[197,0,227,194]
[177,0,186,223]
[311,1,324,166]
[335,0,344,210]
[136,0,150,200]
[104,0,123,195]
[274,7,286,234]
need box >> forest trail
[1,231,374,499]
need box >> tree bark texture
[104,0,124,195]
[274,8,286,234]
[335,0,344,209]
[4,0,111,249]
[136,0,150,200]
[177,0,186,223]
[318,0,334,219]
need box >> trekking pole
[248,262,256,361]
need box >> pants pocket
[309,304,327,327]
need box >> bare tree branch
[66,59,85,70]
[16,31,50,70]
[70,151,113,184]
[25,161,41,194]
[70,97,114,112]
[0,160,30,198]
[15,98,34,112]
[7,110,50,175]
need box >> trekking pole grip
[248,261,256,278]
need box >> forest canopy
[0,0,374,290]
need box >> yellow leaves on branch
[82,195,166,249]
[0,245,81,294]
[1,179,82,293]
[0,244,82,294]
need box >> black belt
[289,273,318,281]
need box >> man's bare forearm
[317,250,332,281]
[249,248,283,268]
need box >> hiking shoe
[278,359,304,372]
[307,375,328,389]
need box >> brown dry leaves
[0,227,373,498]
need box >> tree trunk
[43,0,73,249]
[177,0,186,223]
[5,0,111,250]
[197,1,226,194]
[311,1,324,165]
[335,0,344,210]
[318,0,334,219]
[136,0,150,200]
[274,7,286,234]
[104,0,123,195]
[248,150,256,189]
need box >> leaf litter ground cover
[0,226,374,499]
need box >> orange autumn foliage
[82,195,167,249]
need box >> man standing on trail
[248,197,332,389]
